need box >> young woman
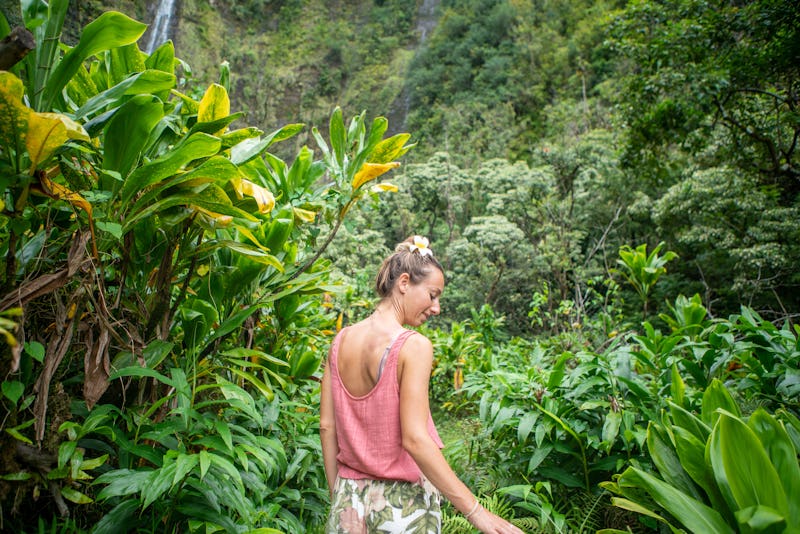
[320,236,523,533]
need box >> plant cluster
[0,2,412,531]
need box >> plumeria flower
[408,235,433,257]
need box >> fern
[442,494,544,534]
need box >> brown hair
[375,237,444,298]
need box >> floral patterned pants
[325,476,442,533]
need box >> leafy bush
[601,378,800,533]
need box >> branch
[0,232,91,312]
[286,198,355,283]
[0,27,35,71]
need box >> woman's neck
[371,301,404,329]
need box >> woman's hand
[467,504,525,534]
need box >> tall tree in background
[607,0,800,316]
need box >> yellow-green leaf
[367,133,414,164]
[60,486,93,504]
[292,206,317,223]
[26,113,67,170]
[0,72,30,160]
[232,178,275,214]
[198,83,230,135]
[352,162,400,189]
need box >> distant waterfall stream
[417,0,440,43]
[145,0,178,54]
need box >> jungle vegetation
[0,0,798,532]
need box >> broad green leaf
[57,440,77,469]
[517,412,537,443]
[108,366,175,387]
[60,486,93,504]
[144,40,176,73]
[173,453,199,487]
[607,497,682,534]
[617,467,734,534]
[5,426,33,444]
[668,400,711,442]
[64,61,98,108]
[547,352,572,390]
[701,379,739,426]
[43,11,147,110]
[289,350,321,379]
[526,444,552,474]
[122,190,255,232]
[214,419,234,453]
[102,94,164,180]
[229,123,305,166]
[127,155,240,215]
[120,132,221,204]
[73,69,175,120]
[710,412,789,518]
[142,462,176,509]
[108,42,146,87]
[602,410,622,451]
[670,364,685,407]
[91,500,139,534]
[188,112,244,138]
[221,348,289,368]
[672,426,728,516]
[329,107,346,169]
[142,340,174,368]
[221,126,262,150]
[734,505,786,532]
[225,367,274,401]
[747,409,800,527]
[208,453,243,488]
[2,380,24,404]
[0,472,33,481]
[96,469,153,499]
[79,453,108,471]
[199,450,211,480]
[647,423,704,501]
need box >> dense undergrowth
[1,1,799,533]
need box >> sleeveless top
[329,327,444,483]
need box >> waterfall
[417,0,439,43]
[145,0,178,54]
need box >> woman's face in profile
[402,268,444,326]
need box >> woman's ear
[397,272,411,294]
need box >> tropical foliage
[1,0,798,532]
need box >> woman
[320,236,524,533]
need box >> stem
[286,198,355,283]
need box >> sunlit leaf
[352,161,400,189]
[231,178,275,213]
[198,83,230,135]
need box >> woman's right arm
[398,335,523,534]
[319,363,339,497]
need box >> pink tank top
[329,327,444,483]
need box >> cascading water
[417,0,439,44]
[145,0,178,54]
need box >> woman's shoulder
[399,330,433,355]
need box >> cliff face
[64,0,435,149]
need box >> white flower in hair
[408,235,433,257]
